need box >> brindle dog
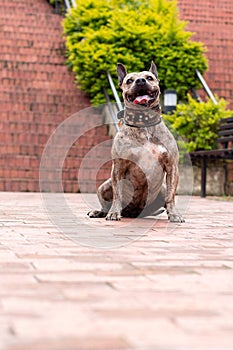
[88,61,184,222]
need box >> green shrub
[48,0,63,6]
[62,0,208,104]
[48,0,65,14]
[164,96,232,152]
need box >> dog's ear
[117,63,127,87]
[149,61,158,78]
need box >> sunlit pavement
[0,192,233,350]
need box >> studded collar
[117,104,162,128]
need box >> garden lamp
[163,89,177,114]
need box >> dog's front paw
[168,213,185,223]
[106,212,122,221]
[87,210,107,218]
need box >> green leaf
[62,0,208,104]
[164,95,233,151]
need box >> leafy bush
[62,0,208,104]
[48,0,65,14]
[164,96,232,152]
[48,0,62,6]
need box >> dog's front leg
[106,159,124,221]
[165,164,185,223]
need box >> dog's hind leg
[165,164,185,223]
[87,179,113,218]
[139,187,166,217]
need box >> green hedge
[48,0,63,6]
[164,96,232,152]
[62,0,208,104]
[48,0,65,14]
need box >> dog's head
[117,61,160,109]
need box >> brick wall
[178,0,233,109]
[178,0,233,194]
[1,0,232,193]
[0,0,111,192]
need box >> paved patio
[0,192,233,350]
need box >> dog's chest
[112,125,169,172]
[113,125,167,154]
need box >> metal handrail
[104,89,120,132]
[58,0,76,11]
[70,0,77,7]
[64,0,71,10]
[104,71,123,133]
[106,71,123,112]
[196,69,218,105]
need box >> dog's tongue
[133,95,151,105]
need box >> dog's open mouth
[127,90,159,106]
[133,94,154,105]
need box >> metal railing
[64,0,77,10]
[104,88,120,133]
[106,71,123,111]
[53,0,76,12]
[196,69,218,105]
[104,71,124,132]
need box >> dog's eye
[147,76,154,81]
[126,78,134,85]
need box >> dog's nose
[136,78,146,86]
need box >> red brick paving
[0,192,233,349]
